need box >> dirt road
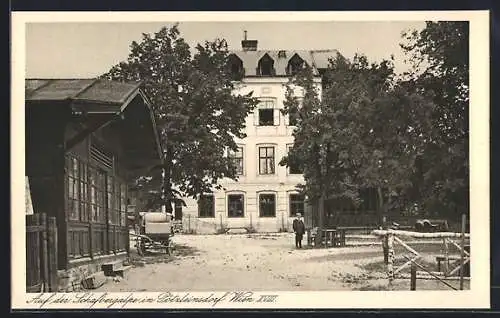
[96,233,468,292]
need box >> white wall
[179,76,322,234]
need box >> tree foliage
[102,24,258,212]
[400,21,469,217]
[282,54,435,215]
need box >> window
[259,146,275,175]
[198,194,215,218]
[89,166,106,223]
[119,183,127,226]
[259,193,276,217]
[228,54,244,81]
[66,156,80,221]
[255,98,279,126]
[228,147,244,175]
[287,54,306,76]
[174,200,183,220]
[257,54,275,76]
[289,194,305,217]
[107,175,119,225]
[228,194,244,218]
[287,97,302,126]
[287,145,303,174]
[259,109,274,126]
[288,108,298,126]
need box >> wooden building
[25,79,162,291]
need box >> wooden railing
[26,213,58,292]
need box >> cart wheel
[166,239,173,255]
[137,237,145,256]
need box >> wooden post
[188,214,191,233]
[459,214,466,290]
[387,233,395,285]
[383,236,389,264]
[47,217,58,292]
[410,262,417,291]
[220,213,223,231]
[40,213,49,292]
[382,215,389,264]
[443,238,449,276]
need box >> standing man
[293,213,306,248]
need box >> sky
[25,21,426,78]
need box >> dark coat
[293,218,305,235]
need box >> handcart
[131,212,174,256]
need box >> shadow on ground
[174,243,203,257]
[127,243,202,266]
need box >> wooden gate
[26,213,58,292]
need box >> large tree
[400,21,469,218]
[283,21,469,222]
[102,24,258,212]
[281,53,435,219]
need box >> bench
[307,228,346,247]
[223,227,252,234]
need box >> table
[321,229,346,248]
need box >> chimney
[241,30,258,51]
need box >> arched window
[286,54,306,76]
[257,54,275,76]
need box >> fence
[26,213,58,292]
[372,224,470,290]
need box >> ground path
[96,233,467,292]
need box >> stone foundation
[57,253,128,292]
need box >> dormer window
[227,54,244,81]
[257,54,275,76]
[287,54,306,76]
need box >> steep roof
[25,78,163,163]
[229,49,339,76]
[25,78,143,105]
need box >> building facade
[25,79,162,291]
[177,37,337,234]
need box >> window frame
[255,98,280,127]
[287,144,303,175]
[258,146,276,175]
[286,97,303,127]
[257,54,275,76]
[228,146,244,176]
[65,154,127,226]
[227,193,245,218]
[289,193,305,217]
[258,193,277,218]
[198,194,215,218]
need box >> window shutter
[284,112,289,126]
[273,108,280,126]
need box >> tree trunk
[377,186,385,225]
[162,145,174,214]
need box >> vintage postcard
[11,10,490,309]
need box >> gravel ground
[96,233,470,292]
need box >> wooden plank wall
[26,213,58,292]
